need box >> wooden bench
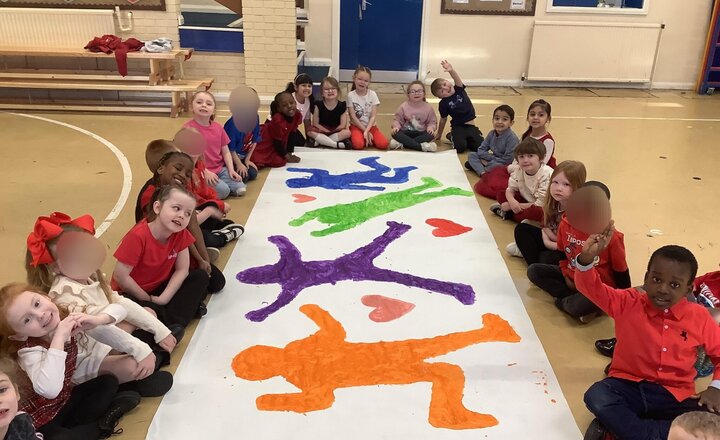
[0,77,213,117]
[0,47,194,85]
[0,47,212,117]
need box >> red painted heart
[292,193,316,203]
[425,218,473,237]
[361,295,415,323]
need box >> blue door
[340,0,423,83]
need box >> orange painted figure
[232,304,522,430]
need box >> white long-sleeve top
[507,164,553,206]
[17,347,67,399]
[50,275,172,343]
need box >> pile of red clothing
[84,35,144,76]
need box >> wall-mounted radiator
[526,21,663,83]
[0,8,116,49]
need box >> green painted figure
[289,177,473,236]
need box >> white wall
[308,0,713,88]
[421,0,713,88]
[304,0,333,61]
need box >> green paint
[289,177,473,237]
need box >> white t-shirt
[293,93,311,121]
[347,89,380,126]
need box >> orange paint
[361,295,415,322]
[292,193,317,203]
[232,304,521,430]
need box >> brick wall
[184,52,246,93]
[241,0,297,95]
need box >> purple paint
[237,221,476,322]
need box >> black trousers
[526,263,601,318]
[38,375,118,440]
[131,269,210,327]
[514,223,565,266]
[392,129,434,151]
[450,124,483,154]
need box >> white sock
[313,134,339,148]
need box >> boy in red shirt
[576,227,720,440]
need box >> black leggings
[526,263,600,318]
[392,129,433,151]
[450,124,483,153]
[38,375,118,440]
[130,269,210,327]
[514,223,565,266]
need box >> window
[547,0,648,15]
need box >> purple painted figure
[237,221,476,322]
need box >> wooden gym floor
[1,86,719,438]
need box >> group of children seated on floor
[1,60,720,440]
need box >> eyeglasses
[408,89,424,94]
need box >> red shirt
[112,219,195,292]
[252,112,302,168]
[695,271,720,307]
[576,267,720,401]
[192,159,225,212]
[557,216,628,284]
[183,119,231,174]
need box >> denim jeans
[584,377,705,440]
[214,167,246,199]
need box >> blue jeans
[214,167,246,199]
[584,377,705,440]
[466,153,505,176]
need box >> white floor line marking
[216,109,720,122]
[10,113,132,238]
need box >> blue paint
[285,156,417,191]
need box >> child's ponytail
[285,82,296,93]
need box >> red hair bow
[27,212,96,267]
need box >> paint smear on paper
[286,156,417,191]
[292,193,316,203]
[426,218,473,237]
[361,295,415,322]
[290,177,473,237]
[232,304,521,429]
[236,221,476,322]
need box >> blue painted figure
[285,156,417,191]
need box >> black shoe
[154,350,170,371]
[464,160,473,171]
[595,338,616,358]
[604,362,611,376]
[583,418,608,440]
[122,371,173,397]
[342,139,352,150]
[445,132,452,142]
[196,303,208,319]
[98,391,141,438]
[167,324,185,345]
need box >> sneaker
[445,132,453,145]
[98,391,141,438]
[232,186,247,197]
[214,223,245,243]
[287,153,301,163]
[464,160,473,171]
[206,247,220,263]
[389,139,403,150]
[489,202,505,219]
[420,142,437,152]
[341,140,352,150]
[579,312,599,324]
[505,242,523,258]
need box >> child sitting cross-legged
[577,234,720,440]
[488,137,552,224]
[465,105,519,177]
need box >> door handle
[362,0,372,11]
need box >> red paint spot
[551,399,557,404]
[292,193,317,203]
[425,218,473,238]
[361,295,416,322]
